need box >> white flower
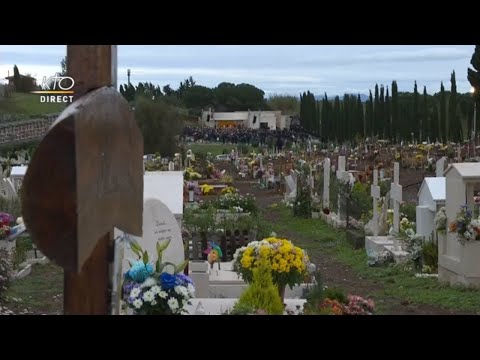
[150,285,161,294]
[174,285,189,298]
[142,290,155,303]
[187,283,195,297]
[130,287,141,299]
[132,298,143,309]
[140,278,157,289]
[158,291,168,299]
[150,299,157,306]
[464,231,472,239]
[168,298,179,311]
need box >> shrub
[422,240,438,271]
[400,203,416,222]
[324,287,347,304]
[0,248,13,298]
[233,260,284,315]
[0,197,22,220]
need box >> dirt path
[234,180,470,315]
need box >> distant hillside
[314,94,370,102]
[0,93,65,121]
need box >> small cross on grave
[323,158,330,209]
[21,45,144,315]
[371,169,381,237]
[336,156,350,221]
[390,162,403,248]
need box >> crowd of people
[182,126,314,150]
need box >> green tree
[440,82,446,141]
[467,45,480,103]
[162,84,175,97]
[449,70,458,141]
[413,81,419,140]
[267,94,300,115]
[13,65,21,92]
[422,86,429,141]
[391,81,399,142]
[183,85,215,110]
[135,97,183,156]
[374,84,379,136]
[385,87,391,140]
[60,56,67,76]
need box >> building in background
[199,109,292,130]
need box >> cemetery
[1,44,480,315]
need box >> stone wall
[0,114,58,145]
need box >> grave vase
[188,190,194,202]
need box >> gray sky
[0,45,475,96]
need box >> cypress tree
[422,86,428,142]
[440,82,446,142]
[385,87,391,141]
[449,70,458,142]
[413,81,419,141]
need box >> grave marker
[371,169,381,237]
[390,162,403,240]
[323,158,330,209]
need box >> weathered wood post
[21,45,144,315]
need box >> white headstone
[323,158,330,208]
[371,169,381,237]
[2,179,17,199]
[285,175,296,196]
[120,198,184,275]
[390,163,403,237]
[436,157,447,177]
[336,156,350,221]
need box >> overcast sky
[0,45,475,96]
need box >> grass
[187,143,258,156]
[0,93,65,118]
[267,205,480,314]
[4,263,63,314]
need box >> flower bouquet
[233,237,310,298]
[122,239,195,315]
[0,212,14,240]
[449,205,480,244]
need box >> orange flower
[449,222,457,232]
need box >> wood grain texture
[64,233,111,315]
[21,45,144,315]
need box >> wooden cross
[21,45,144,315]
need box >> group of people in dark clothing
[182,126,313,150]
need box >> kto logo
[31,75,75,103]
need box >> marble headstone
[120,198,184,274]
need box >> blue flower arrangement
[122,239,195,315]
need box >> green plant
[183,206,215,234]
[228,303,254,315]
[422,240,438,271]
[12,237,32,270]
[324,287,347,304]
[233,260,284,315]
[400,203,416,222]
[293,177,311,218]
[0,197,22,220]
[0,248,13,298]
